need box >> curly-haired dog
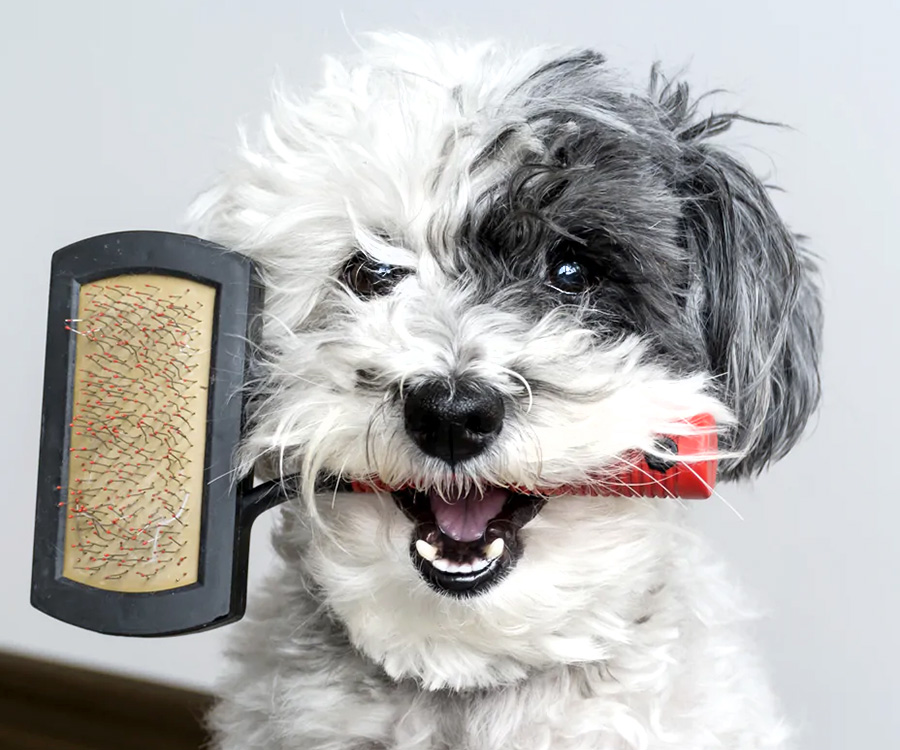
[192,33,821,750]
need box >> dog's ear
[651,70,823,480]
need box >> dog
[190,33,821,750]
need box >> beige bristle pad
[62,274,215,592]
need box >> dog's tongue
[429,486,509,542]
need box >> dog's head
[193,34,821,689]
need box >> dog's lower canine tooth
[485,538,504,560]
[415,539,438,562]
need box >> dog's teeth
[426,551,496,576]
[485,538,504,560]
[415,540,438,562]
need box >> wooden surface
[0,650,214,749]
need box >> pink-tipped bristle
[62,276,214,591]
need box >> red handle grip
[565,412,717,499]
[349,414,717,500]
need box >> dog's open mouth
[393,486,545,596]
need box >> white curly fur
[189,32,817,750]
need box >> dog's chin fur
[281,495,733,691]
[192,33,820,750]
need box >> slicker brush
[31,231,281,636]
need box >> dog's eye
[342,252,410,299]
[548,259,589,295]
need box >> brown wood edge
[0,650,215,750]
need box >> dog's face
[194,35,821,689]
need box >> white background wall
[2,3,897,749]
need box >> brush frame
[31,231,269,636]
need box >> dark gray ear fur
[651,69,823,480]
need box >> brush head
[32,231,265,636]
[62,272,215,593]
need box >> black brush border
[31,231,264,636]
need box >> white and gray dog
[191,33,821,750]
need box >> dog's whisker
[679,461,745,521]
[609,454,678,501]
[498,364,534,413]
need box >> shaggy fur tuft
[191,33,821,750]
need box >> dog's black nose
[403,379,505,464]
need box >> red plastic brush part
[349,413,718,500]
[576,412,717,499]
